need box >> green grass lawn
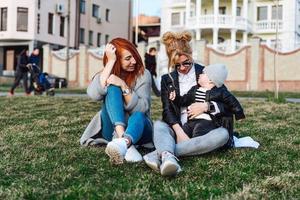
[2,83,300,98]
[0,96,299,199]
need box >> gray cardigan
[80,69,152,146]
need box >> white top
[178,65,197,124]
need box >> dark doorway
[3,45,28,71]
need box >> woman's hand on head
[105,43,117,62]
[107,74,126,88]
[187,102,208,119]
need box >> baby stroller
[27,64,55,96]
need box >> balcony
[166,0,185,7]
[254,20,283,33]
[207,41,244,53]
[186,15,252,31]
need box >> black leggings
[10,71,29,93]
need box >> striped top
[193,87,211,120]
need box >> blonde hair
[162,31,193,70]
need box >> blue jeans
[153,120,229,157]
[100,85,152,145]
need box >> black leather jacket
[161,63,238,148]
[178,85,245,121]
[161,63,225,126]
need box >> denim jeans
[153,120,229,157]
[101,85,152,144]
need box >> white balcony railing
[255,20,283,33]
[168,0,186,7]
[186,15,251,31]
[261,41,300,53]
[208,41,244,53]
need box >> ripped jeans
[100,85,152,145]
[153,120,229,157]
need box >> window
[80,28,85,44]
[105,9,110,21]
[219,7,226,14]
[37,13,40,34]
[97,33,101,47]
[48,13,54,34]
[257,6,267,21]
[38,0,41,9]
[105,34,109,44]
[89,30,93,45]
[0,8,7,31]
[92,4,99,18]
[272,5,283,20]
[171,12,180,26]
[218,37,225,43]
[17,7,28,32]
[237,7,241,16]
[60,16,65,37]
[80,0,85,14]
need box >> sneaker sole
[143,156,160,172]
[105,143,124,165]
[160,160,179,176]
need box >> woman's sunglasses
[174,61,192,69]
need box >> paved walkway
[1,92,300,103]
[0,92,87,98]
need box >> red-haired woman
[80,38,153,165]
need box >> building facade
[79,0,132,48]
[132,14,160,45]
[0,0,131,75]
[161,0,300,53]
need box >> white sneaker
[125,145,143,163]
[105,138,127,165]
[143,150,161,172]
[160,151,181,176]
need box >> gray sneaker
[160,151,181,176]
[143,150,161,172]
[125,145,143,163]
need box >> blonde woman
[144,31,231,176]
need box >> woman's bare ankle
[115,125,125,138]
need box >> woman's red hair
[103,38,144,88]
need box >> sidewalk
[1,92,300,103]
[0,92,87,98]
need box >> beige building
[0,0,131,75]
[161,0,300,53]
[79,0,132,47]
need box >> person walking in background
[9,49,30,96]
[28,48,40,93]
[144,47,161,97]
